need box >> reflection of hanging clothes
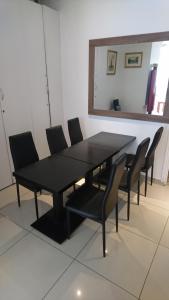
[145,65,157,114]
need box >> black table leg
[85,170,93,185]
[31,191,84,244]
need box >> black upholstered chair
[68,117,83,145]
[66,154,126,257]
[9,131,40,219]
[46,125,68,155]
[96,138,150,221]
[126,127,163,196]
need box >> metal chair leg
[151,164,154,185]
[145,169,148,197]
[66,210,71,239]
[102,221,106,257]
[127,190,130,221]
[34,192,39,220]
[16,182,21,207]
[137,175,140,205]
[115,202,118,232]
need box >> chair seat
[66,184,104,221]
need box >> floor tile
[0,192,52,231]
[140,182,169,211]
[33,219,99,258]
[45,261,137,300]
[141,245,169,300]
[108,197,168,243]
[0,233,72,300]
[160,217,169,249]
[0,184,29,209]
[0,214,27,255]
[77,224,157,297]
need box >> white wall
[95,43,152,113]
[53,0,169,182]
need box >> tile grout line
[74,258,138,300]
[72,221,140,299]
[0,210,35,233]
[0,230,30,257]
[40,226,101,299]
[31,231,74,260]
[31,221,101,260]
[73,223,101,260]
[110,219,162,245]
[42,258,76,299]
[39,211,164,300]
[138,215,169,299]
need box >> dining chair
[46,125,68,155]
[67,117,83,145]
[66,154,126,257]
[126,127,163,196]
[46,125,77,192]
[96,138,150,221]
[9,131,40,219]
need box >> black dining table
[13,131,136,243]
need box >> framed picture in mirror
[107,50,117,75]
[125,52,143,68]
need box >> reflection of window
[153,42,169,115]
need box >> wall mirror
[88,32,169,123]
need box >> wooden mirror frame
[88,31,169,123]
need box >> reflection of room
[94,41,169,115]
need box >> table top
[60,132,136,166]
[14,132,136,194]
[14,155,93,194]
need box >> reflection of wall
[94,43,152,112]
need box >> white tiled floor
[0,181,169,299]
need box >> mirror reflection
[94,41,169,116]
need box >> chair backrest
[9,131,39,171]
[46,125,68,155]
[67,117,83,145]
[102,154,126,219]
[145,127,164,169]
[129,137,150,187]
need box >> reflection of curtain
[145,66,157,114]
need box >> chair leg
[66,210,71,239]
[115,202,118,232]
[137,175,140,205]
[127,190,130,221]
[145,170,148,197]
[34,192,39,220]
[16,182,21,207]
[151,164,154,185]
[73,184,76,192]
[102,221,106,257]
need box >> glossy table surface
[13,155,92,194]
[60,132,136,166]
